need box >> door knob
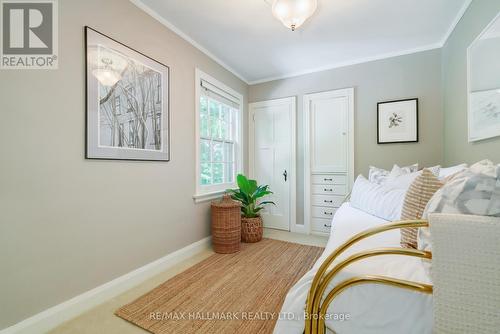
[283,170,288,182]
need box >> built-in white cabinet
[304,88,354,235]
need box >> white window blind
[200,79,240,109]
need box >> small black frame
[377,98,419,144]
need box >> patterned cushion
[369,163,418,185]
[400,169,443,248]
[368,166,391,184]
[425,160,500,217]
[426,165,441,177]
[419,160,500,252]
[389,163,420,178]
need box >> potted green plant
[227,174,275,243]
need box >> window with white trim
[195,70,242,199]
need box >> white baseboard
[0,237,212,334]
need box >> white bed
[274,203,433,334]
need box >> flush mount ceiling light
[271,0,318,31]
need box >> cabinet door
[310,96,348,173]
[311,218,332,234]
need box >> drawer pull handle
[324,200,333,203]
[324,211,333,215]
[324,178,333,181]
[324,188,333,192]
[324,224,332,228]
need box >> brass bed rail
[304,220,433,334]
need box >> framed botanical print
[85,26,170,161]
[377,98,418,144]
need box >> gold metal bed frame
[304,220,433,334]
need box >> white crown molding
[247,43,443,85]
[129,0,250,84]
[0,237,212,334]
[132,0,472,86]
[440,0,473,46]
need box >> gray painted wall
[249,49,444,226]
[0,0,247,328]
[442,0,500,165]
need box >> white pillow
[350,175,407,221]
[438,163,467,179]
[384,166,440,190]
[369,163,418,185]
[385,170,421,190]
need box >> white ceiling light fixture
[271,0,318,31]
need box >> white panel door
[310,96,348,172]
[249,97,296,231]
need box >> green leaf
[236,174,251,194]
[254,190,273,200]
[248,179,258,194]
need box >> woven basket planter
[241,216,263,243]
[211,195,241,254]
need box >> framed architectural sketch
[85,26,170,161]
[377,98,418,144]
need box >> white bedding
[274,203,433,334]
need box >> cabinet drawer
[312,206,337,219]
[312,218,332,234]
[312,195,345,208]
[312,174,347,185]
[312,184,347,195]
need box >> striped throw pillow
[400,169,443,248]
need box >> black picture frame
[377,98,419,144]
[85,26,171,161]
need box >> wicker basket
[211,195,241,254]
[241,217,263,243]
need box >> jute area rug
[116,238,323,334]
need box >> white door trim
[249,97,297,232]
[303,88,355,234]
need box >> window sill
[192,190,227,204]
